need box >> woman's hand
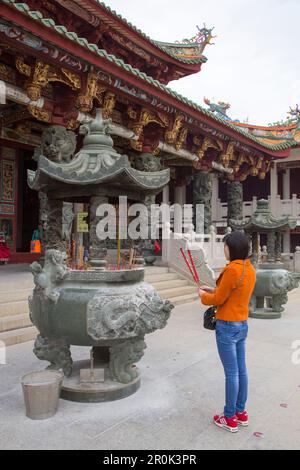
[199,285,214,293]
[198,288,207,298]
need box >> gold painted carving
[195,136,221,160]
[66,118,80,131]
[127,106,138,120]
[165,113,184,144]
[0,63,15,83]
[175,127,188,151]
[102,91,116,119]
[130,139,143,152]
[16,57,31,77]
[76,72,106,112]
[16,58,81,101]
[131,108,169,137]
[220,141,235,167]
[28,105,52,123]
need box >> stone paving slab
[0,291,300,450]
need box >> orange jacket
[201,259,256,321]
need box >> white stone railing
[215,194,300,223]
[162,224,226,281]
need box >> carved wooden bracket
[27,105,52,123]
[76,72,106,112]
[129,107,169,137]
[127,106,169,152]
[193,136,222,160]
[175,127,188,151]
[165,113,184,145]
[220,141,235,167]
[102,91,116,119]
[16,57,81,102]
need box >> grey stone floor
[1,292,300,450]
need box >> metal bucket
[21,370,64,420]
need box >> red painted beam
[0,3,291,158]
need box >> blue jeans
[216,320,248,418]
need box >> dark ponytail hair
[223,231,250,261]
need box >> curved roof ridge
[233,121,297,131]
[73,0,209,65]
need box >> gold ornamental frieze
[194,136,222,160]
[15,57,81,102]
[130,108,169,137]
[102,92,116,119]
[175,127,188,151]
[220,141,235,167]
[76,72,106,113]
[165,113,184,144]
[27,105,52,123]
[0,63,16,84]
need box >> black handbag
[203,306,217,330]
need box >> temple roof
[203,98,300,150]
[1,0,298,155]
[69,0,211,65]
[231,120,300,148]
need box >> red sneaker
[213,414,238,433]
[236,411,249,427]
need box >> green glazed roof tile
[54,25,68,34]
[41,18,55,27]
[77,37,89,47]
[14,2,29,12]
[66,32,79,41]
[28,10,43,20]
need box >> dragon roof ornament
[176,24,216,50]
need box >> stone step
[166,292,199,306]
[0,325,37,347]
[150,279,189,290]
[157,285,197,298]
[144,272,179,283]
[0,278,33,292]
[0,300,29,318]
[0,314,32,333]
[0,288,32,304]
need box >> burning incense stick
[180,248,198,284]
[128,247,134,268]
[187,250,200,284]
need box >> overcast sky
[106,0,300,125]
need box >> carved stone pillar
[193,171,212,234]
[144,193,156,239]
[275,232,282,262]
[267,231,276,263]
[227,181,243,229]
[252,232,260,263]
[45,198,65,251]
[38,191,48,251]
[89,195,108,268]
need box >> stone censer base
[249,264,300,320]
[29,254,174,404]
[249,308,282,320]
[60,359,141,403]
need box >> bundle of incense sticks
[180,248,200,285]
[128,247,135,269]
